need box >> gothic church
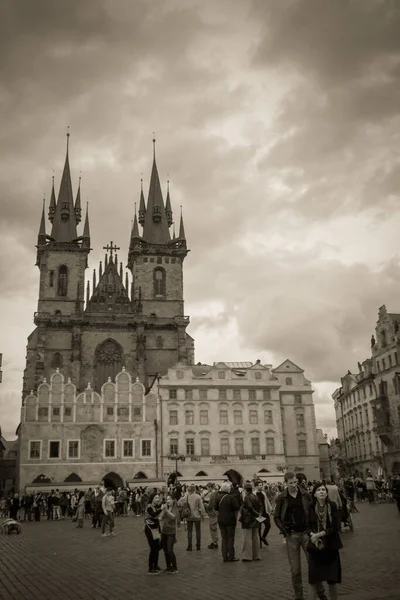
[18,136,194,491]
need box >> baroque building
[159,360,321,483]
[333,305,400,478]
[18,136,193,492]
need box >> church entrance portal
[103,472,124,490]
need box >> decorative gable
[86,257,132,313]
[272,359,304,374]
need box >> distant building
[0,428,18,496]
[159,360,321,484]
[333,305,400,478]
[316,429,331,481]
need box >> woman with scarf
[144,493,163,575]
[307,482,343,600]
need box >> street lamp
[167,453,186,485]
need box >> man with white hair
[212,481,241,562]
[184,483,206,551]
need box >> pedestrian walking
[180,483,206,551]
[76,492,85,528]
[202,483,219,550]
[212,481,241,562]
[240,482,262,562]
[255,480,273,546]
[307,482,342,600]
[101,488,115,537]
[274,472,328,600]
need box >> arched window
[285,377,292,385]
[57,265,68,296]
[153,267,166,297]
[94,338,123,392]
[51,352,63,369]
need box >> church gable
[86,255,132,314]
[272,359,304,374]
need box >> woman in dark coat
[307,482,343,600]
[239,483,262,562]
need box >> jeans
[145,527,160,570]
[241,527,260,560]
[259,514,271,541]
[286,532,327,600]
[208,514,219,544]
[53,505,61,520]
[161,533,177,570]
[101,511,114,534]
[219,523,236,560]
[92,504,104,527]
[187,520,201,548]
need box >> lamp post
[168,453,186,485]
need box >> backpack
[178,497,191,520]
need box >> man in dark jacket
[391,474,400,513]
[211,481,241,562]
[274,472,328,600]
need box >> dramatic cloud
[1,0,399,441]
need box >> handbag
[306,536,326,553]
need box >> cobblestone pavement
[0,503,399,600]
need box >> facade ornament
[371,334,376,348]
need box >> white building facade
[159,359,321,484]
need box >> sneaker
[110,532,116,536]
[169,569,178,574]
[153,566,162,572]
[101,533,108,537]
[208,543,218,549]
[148,570,157,575]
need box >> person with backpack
[178,483,206,551]
[212,481,241,562]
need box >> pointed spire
[125,272,129,292]
[138,178,146,226]
[119,262,123,279]
[132,210,140,238]
[172,221,176,240]
[165,179,173,227]
[82,202,90,249]
[93,268,96,290]
[50,130,78,242]
[86,280,90,305]
[75,175,82,225]
[178,206,186,240]
[39,199,46,237]
[48,175,56,223]
[99,260,103,279]
[142,139,171,244]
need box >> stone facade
[316,429,331,480]
[19,369,160,491]
[159,360,321,483]
[333,305,400,478]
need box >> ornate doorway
[94,338,123,392]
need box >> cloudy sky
[1,0,399,441]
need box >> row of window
[168,437,307,457]
[169,408,305,428]
[168,388,303,402]
[37,406,142,417]
[376,353,398,373]
[28,439,152,460]
[342,407,370,432]
[142,257,179,264]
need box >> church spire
[82,202,90,248]
[165,179,173,227]
[178,206,186,241]
[75,175,82,225]
[132,206,140,238]
[38,199,46,237]
[141,138,171,244]
[48,175,56,223]
[50,129,78,243]
[36,199,47,266]
[138,178,146,226]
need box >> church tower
[23,134,91,397]
[127,139,193,382]
[23,136,194,399]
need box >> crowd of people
[1,472,400,600]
